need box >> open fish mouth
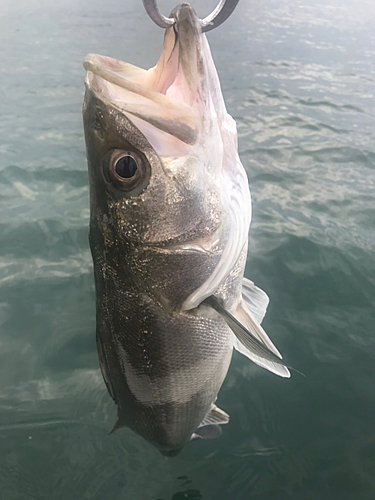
[83,4,209,149]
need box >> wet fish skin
[83,85,235,455]
[83,3,289,456]
[83,90,226,312]
[94,276,233,454]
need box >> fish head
[83,3,250,311]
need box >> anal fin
[198,403,229,427]
[191,404,229,441]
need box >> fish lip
[141,219,222,252]
[84,82,198,147]
[83,55,199,146]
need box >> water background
[2,0,375,498]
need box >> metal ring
[142,0,240,32]
[142,0,175,29]
[201,0,240,32]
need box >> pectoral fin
[203,295,291,378]
[241,277,269,324]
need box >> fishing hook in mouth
[142,0,240,33]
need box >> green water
[1,0,375,498]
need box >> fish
[82,3,290,457]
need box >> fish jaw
[82,3,234,160]
[83,4,206,151]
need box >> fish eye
[115,155,137,179]
[104,149,150,196]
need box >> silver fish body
[83,4,289,456]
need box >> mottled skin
[83,90,243,454]
[82,4,251,455]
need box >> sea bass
[82,3,290,456]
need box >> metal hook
[142,0,240,32]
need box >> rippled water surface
[2,0,375,498]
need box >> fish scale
[83,2,290,456]
[95,253,233,451]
